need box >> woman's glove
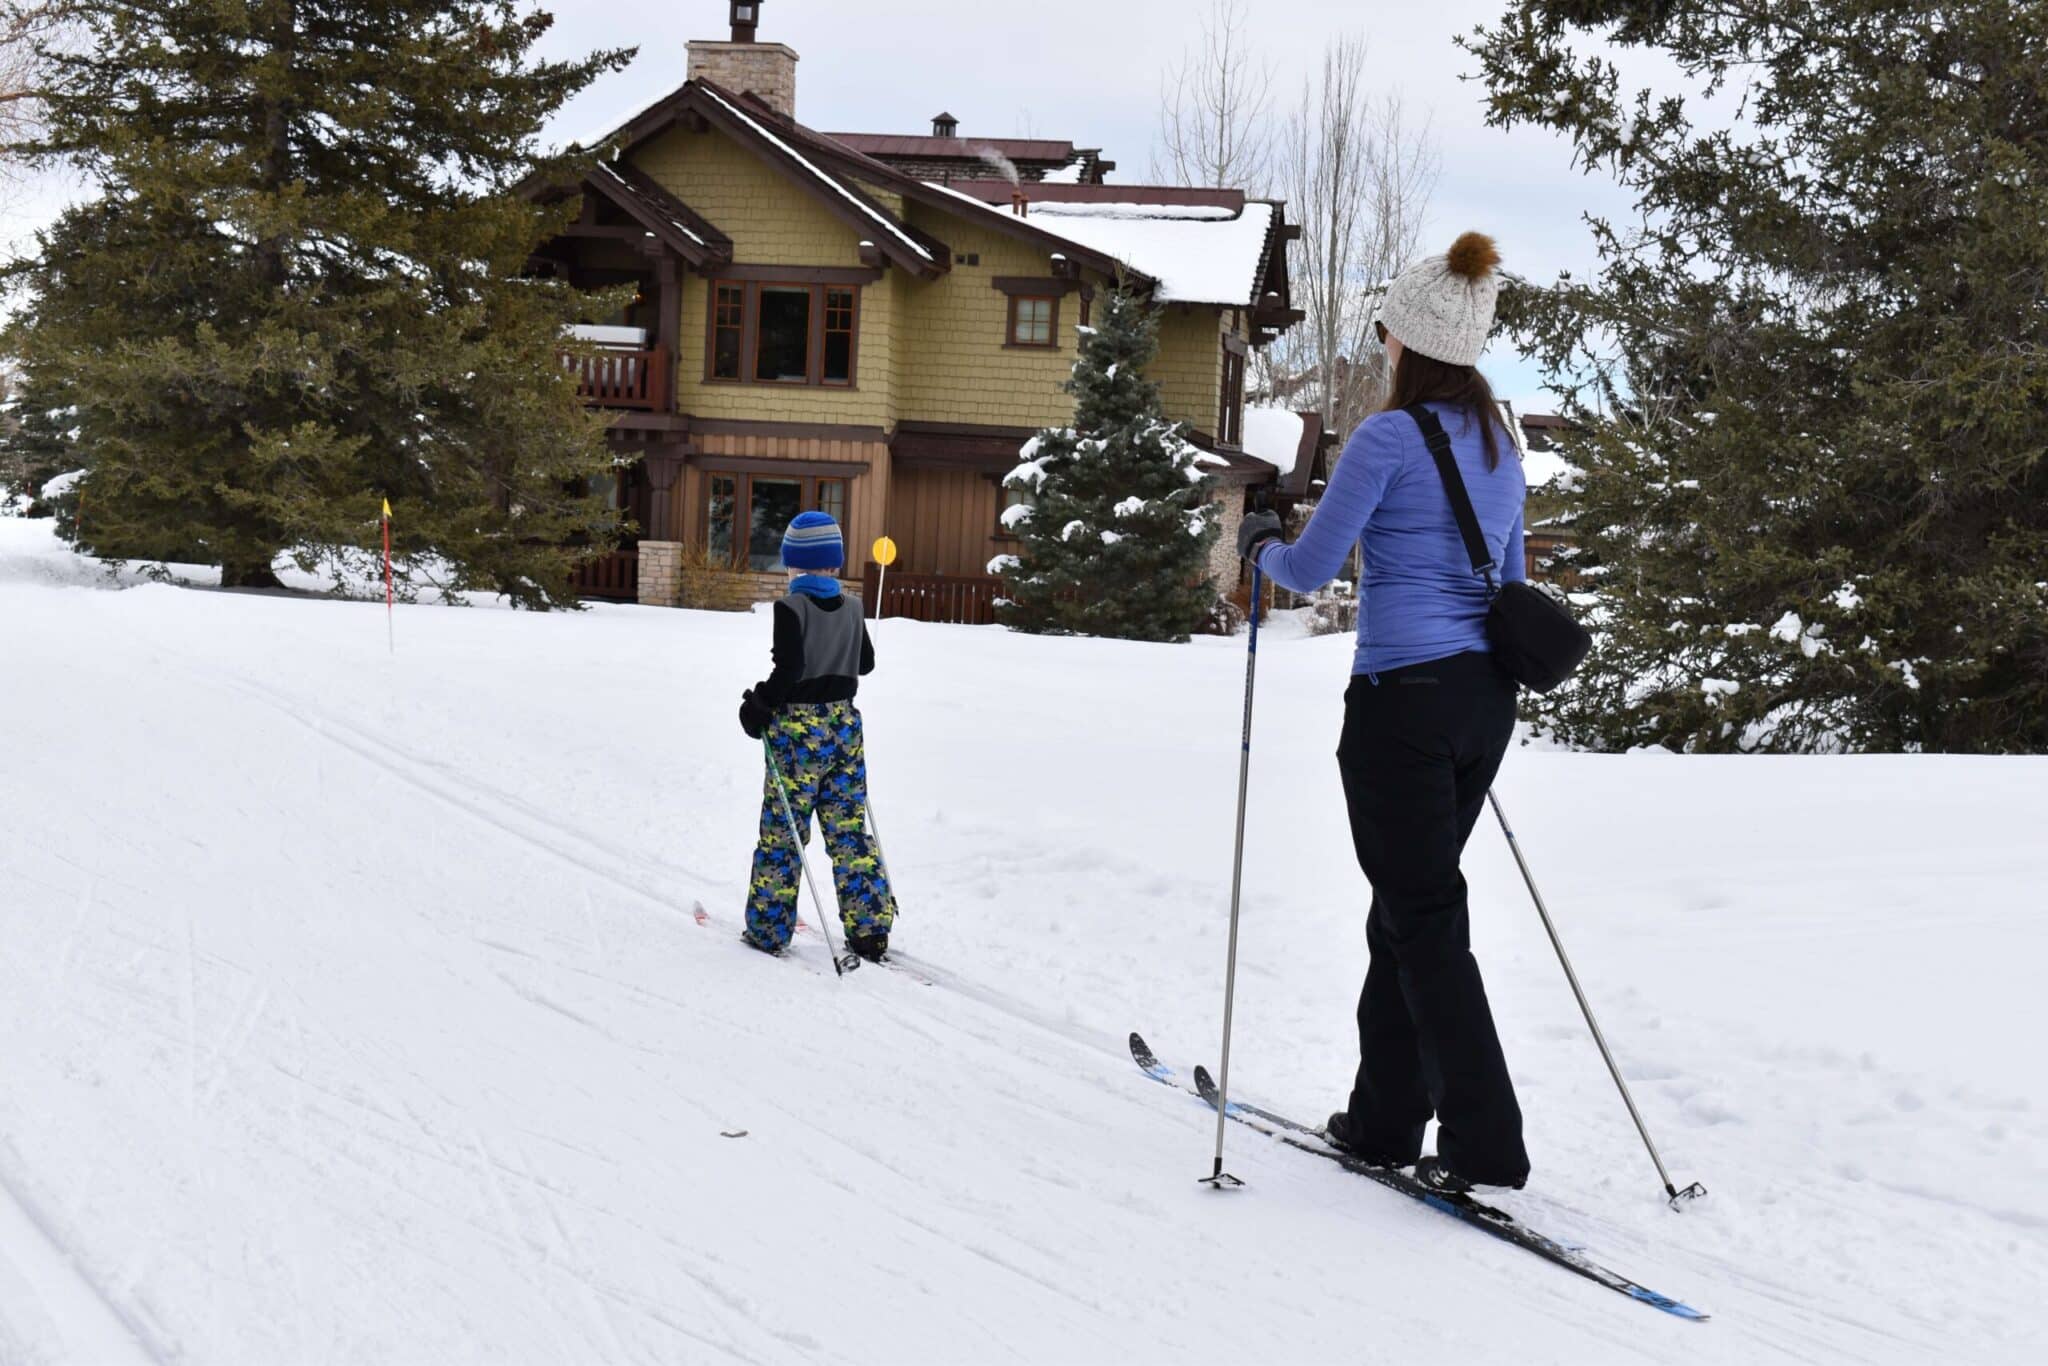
[739,689,774,740]
[1237,510,1284,564]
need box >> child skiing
[737,511,897,961]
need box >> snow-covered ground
[2,515,2044,1365]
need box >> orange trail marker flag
[381,498,394,654]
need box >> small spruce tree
[996,286,1221,641]
[5,1,633,604]
[0,367,79,519]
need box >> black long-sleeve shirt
[754,594,875,707]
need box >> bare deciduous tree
[1265,35,1440,438]
[1153,0,1274,191]
[0,3,72,196]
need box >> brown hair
[1382,348,1511,471]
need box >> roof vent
[932,112,959,139]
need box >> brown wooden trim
[891,421,1036,471]
[719,264,886,285]
[990,276,1079,297]
[690,417,891,442]
[894,421,1040,440]
[1004,291,1062,349]
[604,412,689,434]
[686,455,874,475]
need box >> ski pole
[864,797,894,907]
[765,737,857,976]
[1205,566,1263,1190]
[1487,790,1705,1209]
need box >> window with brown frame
[1008,295,1057,348]
[995,483,1035,539]
[711,285,746,381]
[1219,344,1247,447]
[706,281,859,387]
[703,471,855,572]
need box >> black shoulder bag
[1405,404,1591,693]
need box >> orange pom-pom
[1444,231,1501,281]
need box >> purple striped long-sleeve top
[1254,401,1527,676]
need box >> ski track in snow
[2,518,2046,1364]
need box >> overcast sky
[1,0,1644,409]
[537,0,1636,408]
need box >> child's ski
[1129,1033,1709,1322]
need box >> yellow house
[530,3,1305,616]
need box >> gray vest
[782,592,865,682]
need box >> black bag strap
[1404,403,1500,596]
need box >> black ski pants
[1337,651,1529,1188]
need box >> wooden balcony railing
[562,345,672,412]
[571,549,640,602]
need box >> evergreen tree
[995,286,1222,641]
[0,366,78,519]
[1465,1,2048,752]
[4,2,632,604]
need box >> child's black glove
[739,688,773,740]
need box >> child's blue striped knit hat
[781,511,845,571]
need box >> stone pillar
[1208,492,1247,594]
[639,540,683,608]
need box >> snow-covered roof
[1021,200,1277,306]
[917,183,1275,305]
[700,88,934,265]
[1523,449,1576,491]
[1241,407,1307,477]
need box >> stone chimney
[688,2,798,118]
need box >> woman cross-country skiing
[1235,232,1531,1194]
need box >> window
[996,484,1034,539]
[706,280,860,388]
[823,289,855,384]
[708,475,738,564]
[746,477,804,569]
[816,477,848,528]
[755,286,811,382]
[712,285,745,380]
[1220,343,1247,447]
[1008,295,1056,347]
[702,471,856,571]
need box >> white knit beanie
[1376,232,1502,367]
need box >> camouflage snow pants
[746,702,896,951]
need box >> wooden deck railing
[571,549,640,602]
[861,565,1004,625]
[561,345,672,412]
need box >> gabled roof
[691,84,948,277]
[570,79,947,278]
[589,162,733,267]
[563,78,1293,325]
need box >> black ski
[1130,1033,1708,1322]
